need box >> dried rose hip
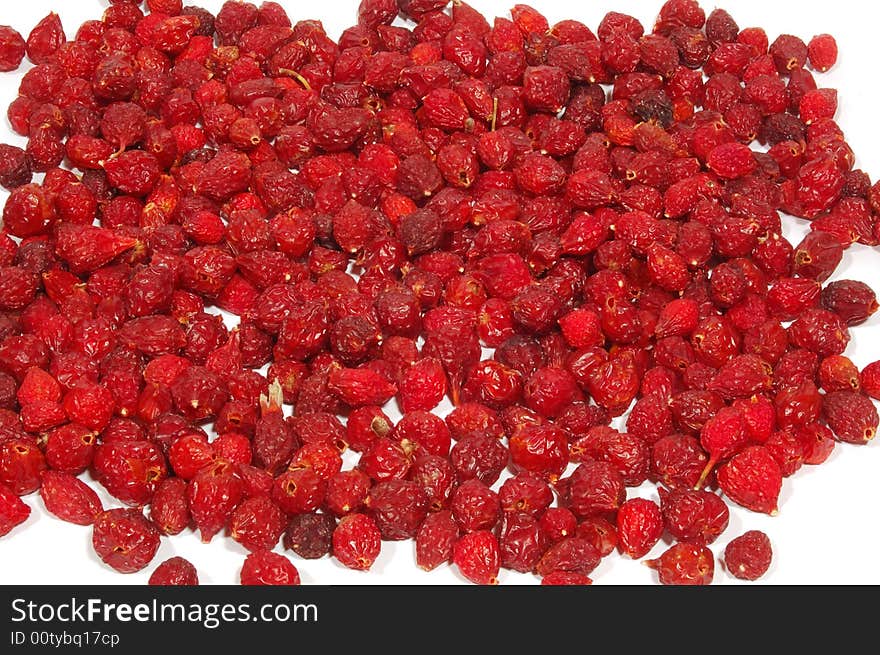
[724,530,772,580]
[0,481,29,537]
[416,510,458,571]
[39,471,102,526]
[716,446,783,515]
[229,495,287,552]
[659,487,729,545]
[150,478,190,536]
[0,144,32,190]
[646,543,715,585]
[822,391,878,444]
[862,361,880,400]
[92,508,161,574]
[616,498,664,559]
[333,513,382,571]
[26,13,65,65]
[240,551,301,586]
[807,34,837,72]
[535,537,601,578]
[149,557,199,586]
[188,459,244,543]
[284,513,336,560]
[453,530,501,585]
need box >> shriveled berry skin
[820,280,878,326]
[574,426,650,486]
[0,144,32,189]
[499,471,553,517]
[366,479,429,540]
[453,530,500,585]
[240,551,301,585]
[188,460,244,543]
[91,440,167,507]
[0,438,47,495]
[616,498,664,559]
[26,13,65,65]
[807,34,837,72]
[566,459,626,518]
[333,513,382,571]
[150,477,190,536]
[0,26,26,71]
[398,358,447,412]
[416,510,459,571]
[650,434,709,490]
[0,481,30,537]
[536,537,601,578]
[508,423,569,481]
[272,468,326,515]
[659,488,729,545]
[229,495,287,552]
[92,508,161,574]
[822,391,878,444]
[170,366,228,422]
[647,543,714,585]
[862,361,880,400]
[149,557,199,586]
[724,530,772,580]
[717,446,782,515]
[39,471,102,526]
[818,355,861,393]
[451,478,500,533]
[539,507,577,544]
[791,232,843,281]
[697,405,748,486]
[253,412,298,476]
[575,516,618,558]
[326,469,370,516]
[449,433,508,486]
[284,513,336,560]
[523,367,582,418]
[495,509,543,572]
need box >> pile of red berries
[0,0,877,586]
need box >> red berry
[0,481,30,537]
[0,438,47,495]
[150,478,190,536]
[229,495,287,552]
[541,571,593,585]
[0,26,26,71]
[283,513,336,560]
[332,513,382,571]
[616,498,664,559]
[240,551,301,585]
[724,530,772,580]
[807,34,837,72]
[92,508,161,574]
[716,446,783,515]
[659,488,729,545]
[26,13,65,65]
[188,459,244,543]
[416,510,459,571]
[453,530,500,585]
[536,537,601,578]
[0,0,875,590]
[39,471,102,525]
[647,543,714,585]
[149,557,199,586]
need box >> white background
[2,0,880,585]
